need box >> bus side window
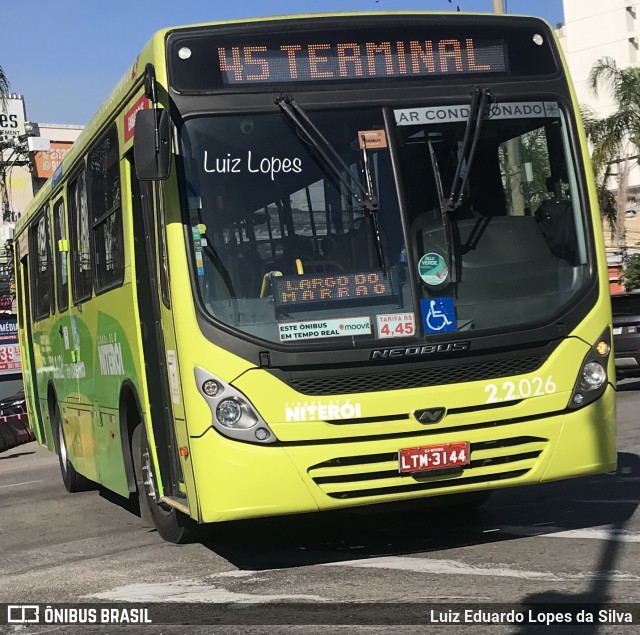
[88,124,124,292]
[69,168,93,303]
[28,208,53,321]
[54,198,69,312]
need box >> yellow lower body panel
[191,386,616,523]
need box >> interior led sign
[274,272,392,307]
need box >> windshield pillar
[383,106,424,338]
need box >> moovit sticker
[418,252,449,287]
[278,317,371,341]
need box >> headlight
[194,366,277,444]
[581,361,606,391]
[216,398,243,428]
[568,327,611,410]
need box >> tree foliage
[0,64,8,104]
[583,58,640,229]
[621,253,640,291]
[588,57,640,149]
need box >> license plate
[398,441,470,474]
[613,327,622,335]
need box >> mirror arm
[135,64,171,180]
[144,63,161,158]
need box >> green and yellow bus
[16,12,616,543]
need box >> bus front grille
[308,436,547,500]
[288,355,546,396]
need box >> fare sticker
[376,313,415,338]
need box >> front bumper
[190,384,616,523]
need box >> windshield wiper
[431,87,492,285]
[275,95,386,271]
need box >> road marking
[0,479,42,489]
[327,555,639,581]
[212,570,260,578]
[87,581,325,603]
[328,556,560,580]
[499,525,640,543]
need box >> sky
[0,0,563,125]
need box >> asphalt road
[1,381,640,634]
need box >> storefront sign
[34,142,74,179]
[0,97,26,140]
[0,316,20,375]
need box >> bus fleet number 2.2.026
[484,376,556,403]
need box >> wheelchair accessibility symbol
[421,297,457,334]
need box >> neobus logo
[370,341,470,360]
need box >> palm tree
[585,57,640,238]
[587,57,639,167]
[581,106,618,231]
[0,63,8,103]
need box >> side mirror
[134,109,171,181]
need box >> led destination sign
[170,25,515,91]
[274,272,392,307]
[215,37,506,85]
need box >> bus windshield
[180,100,589,345]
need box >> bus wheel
[54,407,91,493]
[132,424,197,544]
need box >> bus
[15,12,616,543]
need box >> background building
[563,0,638,118]
[30,122,84,194]
[562,0,640,290]
[0,95,82,234]
[0,94,82,311]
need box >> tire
[54,405,91,493]
[132,423,197,544]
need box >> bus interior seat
[329,220,380,271]
[303,259,344,273]
[534,196,578,264]
[410,210,441,260]
[420,215,560,266]
[273,235,315,275]
[236,243,264,297]
[418,215,572,307]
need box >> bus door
[129,157,183,500]
[17,254,48,447]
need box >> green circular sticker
[418,252,449,287]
